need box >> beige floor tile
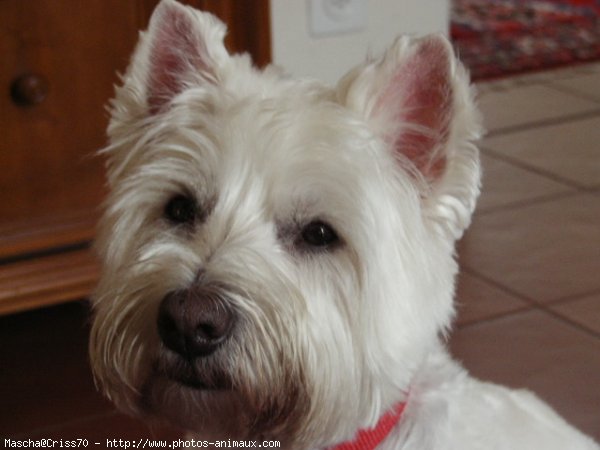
[454,271,530,326]
[477,84,599,132]
[459,193,600,303]
[475,62,600,95]
[476,67,586,95]
[477,153,574,212]
[482,116,600,188]
[575,61,600,73]
[449,310,600,440]
[550,72,600,103]
[551,293,600,335]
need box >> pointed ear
[103,0,229,185]
[121,0,229,114]
[338,35,482,240]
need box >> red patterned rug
[451,0,600,80]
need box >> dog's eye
[164,194,197,225]
[300,220,339,248]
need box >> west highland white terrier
[89,1,599,448]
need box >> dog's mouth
[155,354,232,391]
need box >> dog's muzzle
[157,284,236,359]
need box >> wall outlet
[308,0,368,37]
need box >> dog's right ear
[116,0,228,116]
[103,0,229,184]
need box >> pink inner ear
[379,38,452,180]
[147,4,210,113]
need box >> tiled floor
[1,64,599,442]
[451,62,600,440]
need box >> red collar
[329,402,406,450]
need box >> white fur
[89,1,599,449]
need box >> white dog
[89,1,599,448]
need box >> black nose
[157,286,235,358]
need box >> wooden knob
[10,73,49,107]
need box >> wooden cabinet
[0,0,270,315]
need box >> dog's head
[90,0,480,446]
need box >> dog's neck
[328,402,406,450]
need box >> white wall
[270,0,449,84]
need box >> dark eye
[300,220,339,249]
[164,194,197,225]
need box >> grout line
[459,268,600,339]
[455,305,533,329]
[480,146,590,190]
[456,301,600,340]
[544,83,600,106]
[477,191,579,216]
[484,108,600,138]
[476,73,570,93]
[460,267,538,306]
[460,264,537,305]
[475,62,600,93]
[545,287,600,307]
[537,307,600,340]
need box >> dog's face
[90,0,480,446]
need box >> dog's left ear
[338,35,482,240]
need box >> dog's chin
[136,351,245,436]
[140,369,248,440]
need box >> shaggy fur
[89,1,599,448]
